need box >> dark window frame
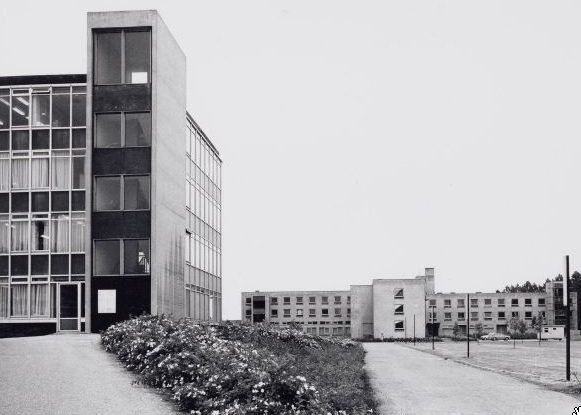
[94,29,152,86]
[94,174,150,212]
[93,238,150,276]
[94,111,151,149]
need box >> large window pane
[71,213,85,252]
[95,32,122,85]
[52,130,70,149]
[124,176,149,210]
[11,192,29,212]
[72,157,85,189]
[0,285,8,318]
[11,221,29,251]
[31,220,49,251]
[11,285,27,316]
[94,240,120,275]
[125,31,150,84]
[124,239,150,274]
[95,113,121,148]
[12,95,29,126]
[71,191,85,211]
[51,191,69,211]
[31,158,49,188]
[72,94,86,126]
[0,93,9,128]
[32,130,49,149]
[51,254,68,274]
[0,131,8,151]
[71,254,85,274]
[72,130,86,148]
[52,94,70,127]
[30,284,48,316]
[51,151,70,189]
[12,158,29,189]
[31,192,49,212]
[95,176,120,211]
[11,255,28,275]
[0,153,9,191]
[125,112,151,146]
[31,255,48,275]
[32,94,50,126]
[12,130,29,150]
[0,215,8,253]
[51,214,69,252]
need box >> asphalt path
[0,334,177,415]
[364,342,581,415]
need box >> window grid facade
[184,117,222,322]
[0,83,86,320]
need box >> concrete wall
[372,278,427,339]
[150,12,187,318]
[350,285,373,339]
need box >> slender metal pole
[566,255,571,381]
[431,306,435,350]
[414,314,416,345]
[467,293,470,358]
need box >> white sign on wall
[98,290,116,314]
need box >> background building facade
[241,290,352,337]
[242,268,578,340]
[0,10,222,337]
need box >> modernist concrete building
[0,10,222,337]
[242,268,577,340]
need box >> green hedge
[101,315,377,414]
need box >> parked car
[481,332,510,341]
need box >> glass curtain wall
[184,118,222,322]
[0,84,87,320]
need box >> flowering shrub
[102,316,376,414]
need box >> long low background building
[241,268,578,340]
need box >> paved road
[364,343,581,415]
[0,334,177,415]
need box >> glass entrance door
[58,284,79,331]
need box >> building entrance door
[58,284,80,332]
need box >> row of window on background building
[429,310,547,321]
[268,295,351,305]
[270,308,351,318]
[0,87,86,129]
[428,298,546,307]
[305,327,351,336]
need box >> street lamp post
[565,255,571,381]
[430,305,436,350]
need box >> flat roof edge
[0,74,87,86]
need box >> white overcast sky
[2,1,580,319]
